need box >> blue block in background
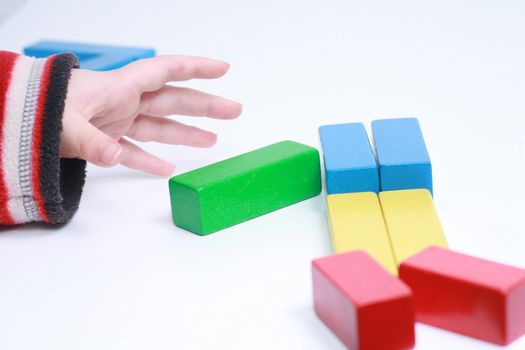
[23,40,155,71]
[319,123,379,194]
[371,118,433,194]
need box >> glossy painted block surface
[400,247,525,345]
[326,192,397,275]
[372,118,432,193]
[169,141,321,235]
[312,251,415,350]
[319,123,379,194]
[379,189,447,265]
[24,40,155,71]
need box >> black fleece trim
[40,53,86,224]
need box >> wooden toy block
[372,118,433,194]
[379,189,447,265]
[23,41,155,71]
[326,192,397,275]
[400,247,525,345]
[318,123,379,194]
[169,141,321,235]
[312,251,415,350]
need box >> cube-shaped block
[379,189,447,265]
[312,251,415,350]
[169,141,321,235]
[24,40,155,71]
[372,118,432,193]
[400,247,525,345]
[319,123,379,194]
[326,192,397,275]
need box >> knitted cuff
[0,51,86,225]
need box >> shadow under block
[372,118,433,194]
[379,189,447,265]
[23,41,155,71]
[319,123,379,194]
[400,247,525,345]
[326,192,397,275]
[312,251,415,350]
[169,141,321,235]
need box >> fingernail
[101,142,122,166]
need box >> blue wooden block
[319,123,379,194]
[23,40,155,71]
[371,118,433,194]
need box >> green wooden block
[169,141,322,235]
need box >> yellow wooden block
[326,192,398,275]
[379,189,448,265]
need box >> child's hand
[60,55,242,176]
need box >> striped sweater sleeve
[0,51,86,225]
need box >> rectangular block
[379,189,447,265]
[326,192,397,275]
[400,247,525,345]
[319,123,379,194]
[372,118,432,193]
[23,40,155,71]
[169,141,321,235]
[312,251,415,350]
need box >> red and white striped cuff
[0,51,86,225]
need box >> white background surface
[1,0,525,349]
[0,0,25,23]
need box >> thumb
[62,115,122,167]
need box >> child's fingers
[140,86,242,119]
[118,55,230,92]
[61,111,122,167]
[127,116,217,147]
[119,139,175,176]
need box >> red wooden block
[312,251,415,350]
[399,247,525,345]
